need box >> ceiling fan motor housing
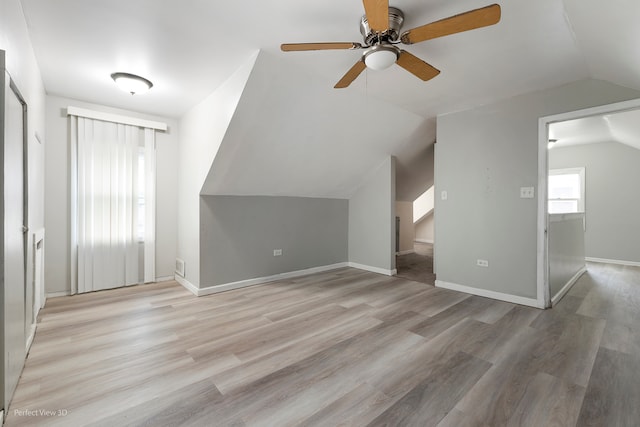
[360,7,404,45]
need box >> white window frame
[548,167,585,213]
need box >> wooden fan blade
[363,0,389,32]
[281,42,362,52]
[401,4,501,44]
[396,51,440,82]
[334,60,366,89]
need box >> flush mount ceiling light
[110,72,153,95]
[363,44,400,70]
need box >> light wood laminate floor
[5,262,640,426]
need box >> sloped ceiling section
[549,108,640,151]
[563,0,640,92]
[201,50,430,199]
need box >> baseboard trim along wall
[26,323,37,353]
[155,275,175,283]
[177,262,398,297]
[586,257,640,267]
[175,274,200,295]
[46,291,71,299]
[396,250,415,256]
[552,266,587,306]
[435,280,543,309]
[179,263,350,296]
[347,262,397,277]
[414,238,434,244]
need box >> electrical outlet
[273,249,282,256]
[476,259,489,267]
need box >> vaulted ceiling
[19,0,640,199]
[550,109,640,151]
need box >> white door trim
[537,97,640,308]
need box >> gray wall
[415,213,434,244]
[200,196,348,287]
[45,95,179,294]
[349,156,396,273]
[435,79,640,299]
[549,213,586,298]
[549,141,640,263]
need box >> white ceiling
[20,0,640,119]
[549,109,640,151]
[18,0,640,199]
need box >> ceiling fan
[281,1,501,88]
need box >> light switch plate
[441,190,448,201]
[520,187,535,199]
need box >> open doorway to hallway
[538,98,640,306]
[395,187,435,285]
[396,241,435,285]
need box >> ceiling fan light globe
[364,46,399,70]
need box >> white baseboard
[46,291,71,299]
[26,323,37,353]
[1,410,4,424]
[585,257,640,267]
[178,262,401,297]
[396,249,415,256]
[414,239,434,244]
[180,263,350,297]
[551,266,587,306]
[175,274,200,295]
[435,280,543,308]
[155,275,175,283]
[348,262,397,277]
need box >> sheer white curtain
[69,114,156,294]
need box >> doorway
[395,190,436,286]
[537,98,640,307]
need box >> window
[548,167,585,213]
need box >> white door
[3,72,27,410]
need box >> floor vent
[175,258,185,277]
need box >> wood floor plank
[213,311,382,394]
[435,409,478,427]
[505,372,585,427]
[87,378,223,427]
[576,347,640,427]
[298,383,392,427]
[367,351,491,427]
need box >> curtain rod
[67,106,167,131]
